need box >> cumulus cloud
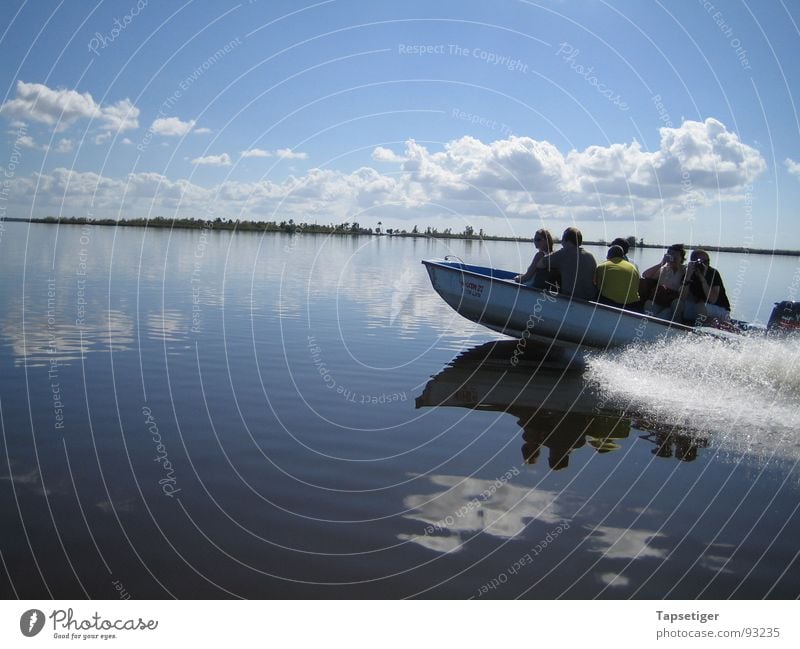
[56,138,73,153]
[98,98,139,132]
[240,147,309,160]
[372,146,406,163]
[275,148,308,160]
[16,135,38,149]
[785,158,800,178]
[7,119,764,226]
[240,148,271,158]
[371,118,764,220]
[9,164,394,220]
[0,81,139,132]
[151,117,196,136]
[191,153,231,166]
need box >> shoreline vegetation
[5,216,799,256]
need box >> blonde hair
[535,229,554,252]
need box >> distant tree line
[11,216,798,255]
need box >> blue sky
[1,0,799,248]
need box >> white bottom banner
[1,600,797,647]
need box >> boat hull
[422,259,693,349]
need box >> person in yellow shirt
[594,245,641,311]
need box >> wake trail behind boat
[585,334,800,465]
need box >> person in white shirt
[642,244,686,320]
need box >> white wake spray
[585,333,800,464]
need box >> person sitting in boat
[678,249,731,325]
[594,245,641,311]
[641,244,686,319]
[609,237,641,275]
[535,227,597,300]
[609,237,634,263]
[513,228,554,287]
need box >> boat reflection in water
[416,341,709,470]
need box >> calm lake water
[1,221,799,599]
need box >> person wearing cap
[642,244,687,319]
[535,226,597,300]
[678,249,731,324]
[594,245,642,311]
[513,228,553,287]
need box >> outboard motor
[767,301,800,334]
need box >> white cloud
[587,526,667,560]
[1,81,96,127]
[16,135,38,149]
[370,118,764,220]
[0,80,138,132]
[240,148,271,158]
[275,148,308,160]
[94,132,111,145]
[191,153,231,166]
[56,138,73,153]
[121,138,133,145]
[785,158,800,178]
[99,98,139,132]
[240,148,309,160]
[400,474,566,553]
[151,117,196,137]
[193,127,212,134]
[7,119,764,226]
[372,146,406,163]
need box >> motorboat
[421,258,708,349]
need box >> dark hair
[667,243,686,261]
[607,245,625,260]
[690,248,710,263]
[534,228,554,252]
[562,227,582,247]
[610,237,629,255]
